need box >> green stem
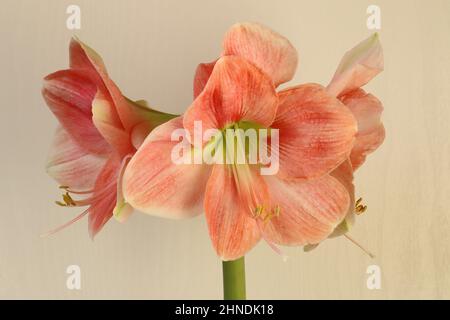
[222,257,246,300]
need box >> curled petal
[223,22,298,86]
[46,127,107,190]
[184,56,278,142]
[193,60,216,99]
[262,174,350,246]
[42,69,111,155]
[340,89,385,169]
[123,117,211,218]
[204,164,263,261]
[273,84,357,180]
[327,33,384,97]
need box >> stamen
[254,205,264,217]
[355,197,367,215]
[253,204,281,224]
[63,192,76,206]
[344,234,375,258]
[55,201,67,207]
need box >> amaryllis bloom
[325,33,385,238]
[43,38,175,237]
[122,23,358,260]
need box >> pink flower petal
[69,38,143,131]
[42,69,111,155]
[184,56,278,142]
[262,174,350,246]
[327,33,383,97]
[350,125,385,170]
[204,164,263,261]
[329,159,355,237]
[193,60,216,99]
[88,154,121,238]
[123,117,211,218]
[223,22,298,87]
[340,89,385,170]
[92,90,135,156]
[46,127,108,190]
[272,84,357,179]
[70,37,108,76]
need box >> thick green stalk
[222,257,246,300]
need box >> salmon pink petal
[222,22,298,87]
[184,56,278,141]
[69,38,143,131]
[262,174,350,246]
[42,69,111,155]
[88,154,121,238]
[350,125,385,170]
[70,37,108,76]
[327,33,383,97]
[204,164,264,261]
[329,159,355,237]
[341,89,383,134]
[193,60,216,99]
[92,90,134,156]
[46,127,108,190]
[123,117,211,218]
[340,89,385,170]
[273,84,357,179]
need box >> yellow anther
[355,205,367,215]
[55,191,77,207]
[55,201,67,207]
[63,192,76,206]
[355,197,367,215]
[253,204,281,224]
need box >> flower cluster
[43,23,384,261]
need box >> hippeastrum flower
[193,23,384,256]
[122,52,357,260]
[325,33,385,239]
[327,33,385,171]
[43,38,176,237]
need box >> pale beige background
[0,0,449,299]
